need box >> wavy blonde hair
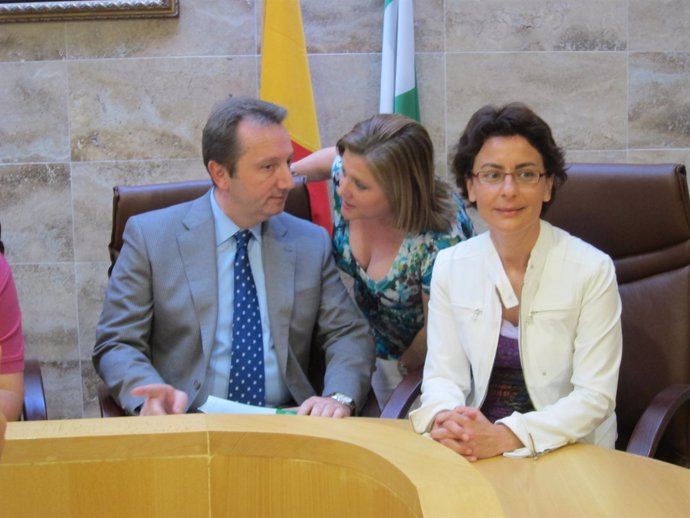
[337,114,456,234]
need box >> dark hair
[202,96,287,178]
[451,102,567,213]
[336,113,457,234]
[0,221,4,254]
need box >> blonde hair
[337,114,456,234]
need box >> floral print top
[330,155,475,359]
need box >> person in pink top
[0,222,25,421]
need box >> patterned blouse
[330,155,474,359]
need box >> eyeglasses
[472,169,547,186]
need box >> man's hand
[131,383,188,416]
[296,395,352,418]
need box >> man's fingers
[297,396,350,418]
[171,392,188,414]
[131,383,170,398]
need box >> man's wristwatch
[327,392,355,413]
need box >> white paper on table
[198,395,277,415]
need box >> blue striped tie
[228,230,265,406]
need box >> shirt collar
[209,187,262,246]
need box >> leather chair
[98,178,383,417]
[22,359,47,421]
[386,163,690,467]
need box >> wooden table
[381,418,690,517]
[2,415,689,517]
[1,414,501,518]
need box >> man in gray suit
[93,97,374,417]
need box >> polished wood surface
[382,419,690,517]
[0,414,502,518]
[4,415,689,517]
[477,443,690,517]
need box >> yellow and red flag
[260,0,333,234]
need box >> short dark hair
[451,102,567,212]
[202,96,287,177]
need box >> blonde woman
[293,114,474,405]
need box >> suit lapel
[263,215,295,376]
[178,192,218,358]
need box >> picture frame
[0,0,179,23]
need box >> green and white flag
[380,0,420,121]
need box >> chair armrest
[626,384,690,458]
[22,359,47,421]
[97,382,126,417]
[379,367,423,419]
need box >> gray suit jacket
[93,191,374,414]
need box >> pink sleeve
[0,255,25,374]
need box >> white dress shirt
[191,190,291,409]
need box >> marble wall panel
[0,163,72,263]
[565,149,628,164]
[309,54,380,149]
[302,0,444,54]
[11,263,78,364]
[627,149,690,168]
[0,22,65,62]
[76,261,108,363]
[68,56,257,162]
[42,360,83,419]
[302,0,382,54]
[65,0,256,59]
[81,361,103,418]
[630,0,690,52]
[629,52,690,148]
[71,159,207,263]
[0,61,69,163]
[416,53,448,178]
[446,0,627,51]
[445,52,627,151]
[414,0,445,53]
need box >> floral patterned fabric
[331,155,474,359]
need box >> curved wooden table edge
[4,414,505,518]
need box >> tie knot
[235,230,252,250]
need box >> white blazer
[410,221,622,454]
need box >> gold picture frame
[0,0,179,23]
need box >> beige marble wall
[0,0,688,419]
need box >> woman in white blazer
[410,103,622,461]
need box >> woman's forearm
[291,147,337,182]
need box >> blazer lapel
[178,192,218,358]
[262,215,295,376]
